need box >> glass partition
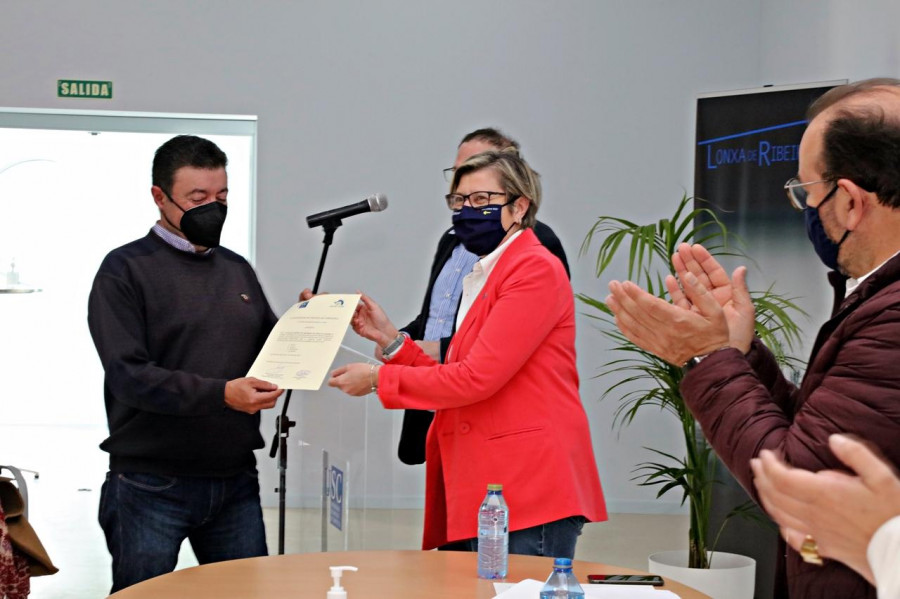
[284,344,417,551]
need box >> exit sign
[57,79,113,99]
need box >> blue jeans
[439,516,585,558]
[99,470,268,593]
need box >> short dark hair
[459,127,521,157]
[821,102,900,208]
[152,135,228,194]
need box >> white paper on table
[493,578,681,598]
[246,294,361,390]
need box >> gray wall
[760,0,900,86]
[5,1,892,514]
[754,0,900,343]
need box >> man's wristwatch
[382,333,406,361]
[683,346,731,372]
[682,355,707,372]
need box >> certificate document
[247,294,361,390]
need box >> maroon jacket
[682,252,900,599]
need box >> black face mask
[164,194,227,248]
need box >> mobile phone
[587,574,664,586]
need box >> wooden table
[109,550,709,598]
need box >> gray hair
[807,77,900,120]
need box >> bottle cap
[487,483,503,491]
[553,558,573,567]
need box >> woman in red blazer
[329,151,606,556]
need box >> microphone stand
[269,217,341,555]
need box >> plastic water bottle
[539,558,585,598]
[477,483,508,579]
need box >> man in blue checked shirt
[393,127,569,465]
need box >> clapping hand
[752,435,900,584]
[605,243,754,365]
[668,244,756,352]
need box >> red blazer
[378,229,607,549]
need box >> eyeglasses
[784,177,836,211]
[442,167,455,183]
[445,191,515,210]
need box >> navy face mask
[452,203,515,256]
[803,185,849,271]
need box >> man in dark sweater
[88,135,283,593]
[395,128,569,465]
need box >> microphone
[306,194,388,228]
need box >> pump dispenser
[327,565,358,599]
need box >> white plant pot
[648,550,755,599]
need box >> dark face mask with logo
[452,202,517,256]
[803,185,849,271]
[164,194,228,248]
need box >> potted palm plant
[577,195,804,599]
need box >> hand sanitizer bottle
[327,565,358,599]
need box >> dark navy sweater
[88,232,277,476]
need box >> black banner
[693,81,841,599]
[695,83,837,234]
